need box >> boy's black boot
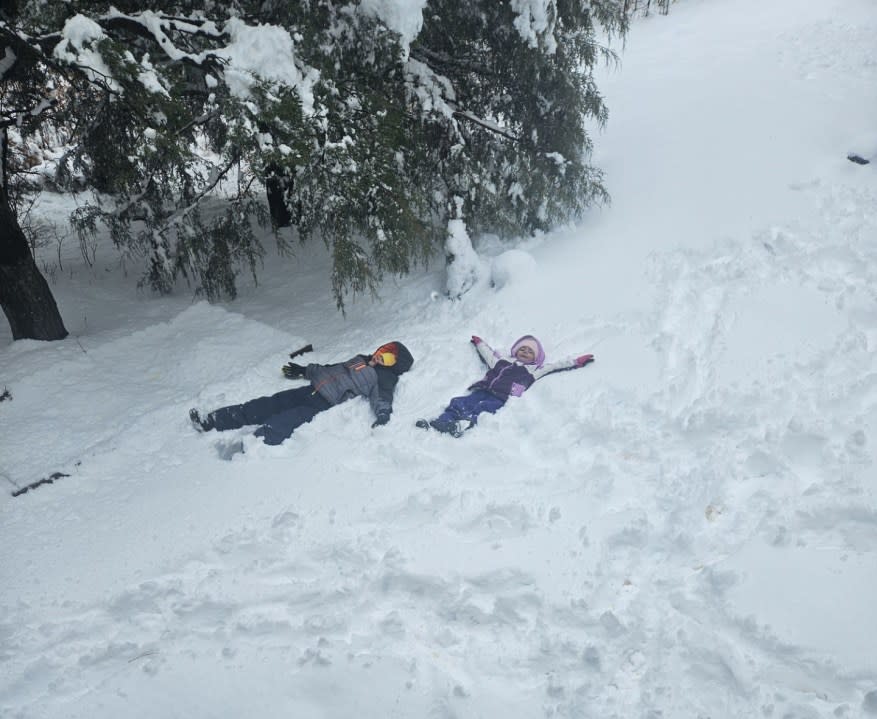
[189,408,215,432]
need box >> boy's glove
[282,362,306,379]
[371,411,390,428]
[470,335,483,346]
[575,354,594,367]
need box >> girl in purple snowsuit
[417,334,594,437]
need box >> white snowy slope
[2,0,877,717]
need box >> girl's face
[514,345,536,362]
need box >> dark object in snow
[0,387,11,402]
[847,153,870,165]
[289,344,314,359]
[12,471,70,497]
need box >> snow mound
[490,249,538,290]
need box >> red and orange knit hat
[372,342,398,367]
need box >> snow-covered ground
[2,0,877,717]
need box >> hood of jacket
[381,340,414,375]
[510,335,545,368]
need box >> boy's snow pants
[208,386,332,445]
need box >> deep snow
[2,0,877,717]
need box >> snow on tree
[445,196,488,299]
[0,0,629,339]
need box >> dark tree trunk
[265,163,302,229]
[0,130,68,341]
[265,163,292,228]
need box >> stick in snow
[12,472,71,497]
[10,460,82,497]
[289,344,314,359]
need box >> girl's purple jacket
[467,338,582,400]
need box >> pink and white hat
[510,335,545,367]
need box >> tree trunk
[0,131,68,341]
[265,163,302,229]
[265,163,291,228]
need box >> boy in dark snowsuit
[417,335,593,437]
[190,341,414,446]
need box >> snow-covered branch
[450,106,520,143]
[160,156,238,231]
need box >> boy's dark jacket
[304,341,414,420]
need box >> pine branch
[409,46,491,76]
[157,156,239,232]
[450,106,520,143]
[98,11,227,73]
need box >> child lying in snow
[416,334,594,437]
[190,341,414,446]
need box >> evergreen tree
[1,0,629,339]
[410,0,626,238]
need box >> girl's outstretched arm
[532,353,594,380]
[471,335,501,369]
